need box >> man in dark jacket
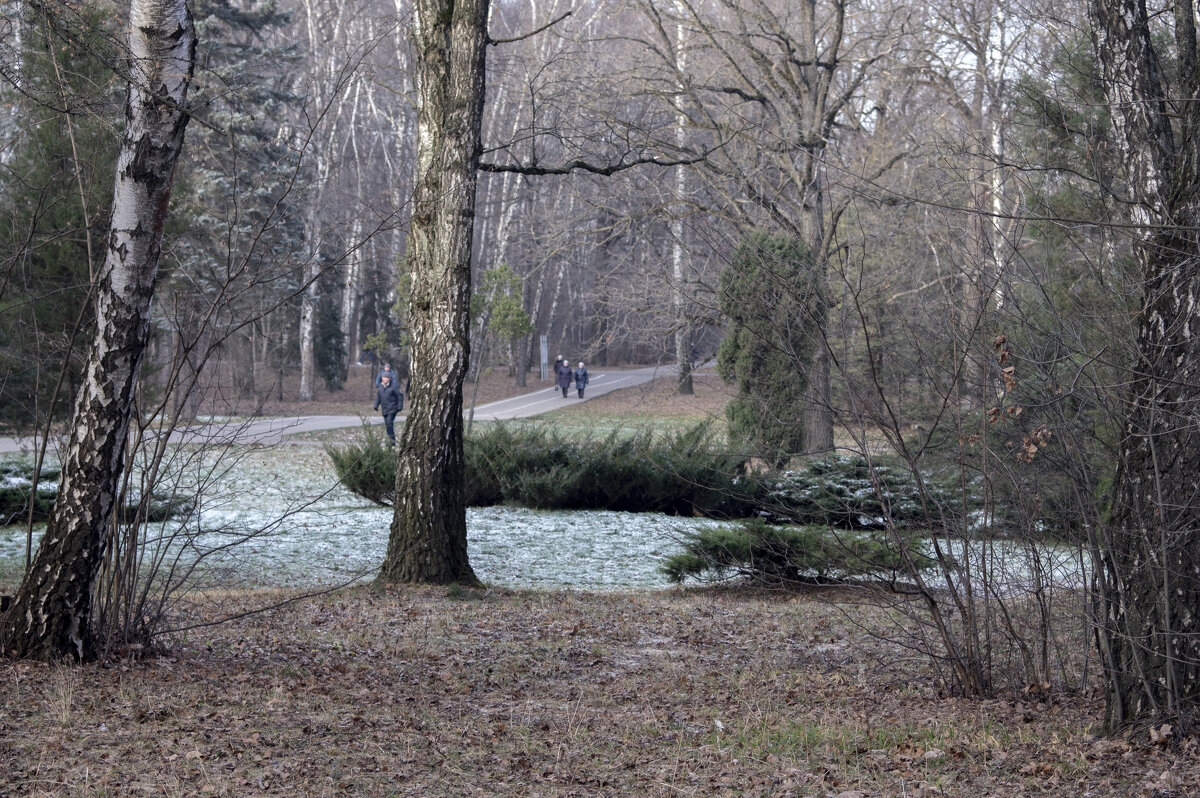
[374,374,404,444]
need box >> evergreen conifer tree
[717,230,825,469]
[0,3,122,432]
[315,272,346,392]
[162,0,302,403]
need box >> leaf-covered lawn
[2,586,1192,797]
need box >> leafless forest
[3,0,1093,417]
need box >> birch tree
[1088,0,1200,727]
[0,0,195,660]
[377,0,488,584]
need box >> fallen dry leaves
[1,586,1196,797]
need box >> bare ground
[551,371,735,421]
[3,368,1196,796]
[1,587,1193,797]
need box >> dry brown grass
[5,367,1191,796]
[2,587,1194,797]
[553,371,735,422]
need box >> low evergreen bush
[463,421,748,514]
[328,421,748,513]
[118,492,197,524]
[327,424,957,533]
[661,517,934,585]
[1,457,195,526]
[0,459,58,526]
[324,427,397,505]
[739,454,960,530]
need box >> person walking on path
[574,362,589,398]
[553,355,564,381]
[374,374,404,444]
[556,357,572,397]
[375,363,397,388]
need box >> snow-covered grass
[0,445,701,591]
[0,444,1088,597]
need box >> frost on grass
[1,446,699,591]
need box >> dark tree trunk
[516,338,528,387]
[675,328,693,395]
[377,0,487,585]
[805,344,834,453]
[0,0,195,660]
[1090,0,1200,726]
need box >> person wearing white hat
[573,362,589,398]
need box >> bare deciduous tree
[1089,0,1200,727]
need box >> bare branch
[488,10,574,46]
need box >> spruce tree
[0,3,122,432]
[717,230,826,469]
[163,0,302,403]
[315,273,346,392]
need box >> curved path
[0,365,675,453]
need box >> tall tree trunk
[378,0,488,585]
[516,326,529,387]
[801,161,834,454]
[1090,0,1200,726]
[298,187,323,402]
[0,0,195,661]
[297,259,318,401]
[671,4,693,394]
[670,154,692,392]
[341,217,365,375]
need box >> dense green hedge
[661,517,935,585]
[328,422,959,530]
[1,458,193,526]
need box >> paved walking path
[0,364,675,454]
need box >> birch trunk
[1090,0,1200,725]
[0,0,195,660]
[378,0,488,585]
[297,252,319,401]
[671,4,692,395]
[341,217,364,372]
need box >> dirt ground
[1,586,1194,798]
[551,371,735,422]
[4,367,1195,797]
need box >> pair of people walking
[553,355,588,399]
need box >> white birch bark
[1089,0,1200,727]
[671,2,693,394]
[296,0,353,401]
[379,0,489,585]
[0,0,195,660]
